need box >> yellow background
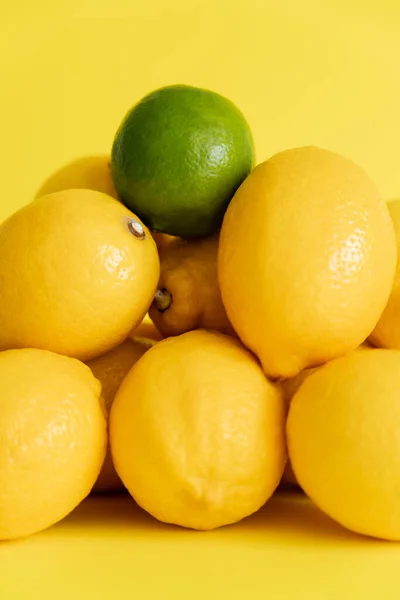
[2,0,400,597]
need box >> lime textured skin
[111,85,255,238]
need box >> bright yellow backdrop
[2,0,400,598]
[2,0,400,223]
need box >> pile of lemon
[1,85,400,542]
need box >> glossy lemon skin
[219,146,397,379]
[0,189,160,361]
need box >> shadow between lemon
[235,491,366,545]
[55,493,170,536]
[54,489,383,547]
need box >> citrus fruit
[34,155,118,200]
[110,330,286,530]
[149,235,234,337]
[280,368,317,488]
[218,146,397,379]
[287,348,400,540]
[0,348,106,539]
[111,84,255,238]
[129,314,163,342]
[281,342,372,407]
[280,342,372,488]
[0,189,160,361]
[87,337,154,493]
[370,199,400,349]
[151,232,177,257]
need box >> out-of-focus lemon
[0,348,106,539]
[150,236,234,337]
[370,199,400,349]
[34,155,118,200]
[87,338,154,493]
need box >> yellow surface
[2,0,400,596]
[2,493,400,599]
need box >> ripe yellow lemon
[280,341,372,488]
[0,348,106,540]
[218,146,397,379]
[370,199,400,349]
[110,330,286,530]
[281,340,373,406]
[280,369,316,488]
[129,314,163,342]
[34,155,118,200]
[150,236,234,337]
[0,189,160,361]
[87,337,154,492]
[287,348,400,540]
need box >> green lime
[111,85,255,238]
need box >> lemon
[129,314,163,342]
[219,146,397,379]
[151,232,177,257]
[281,342,372,406]
[0,189,160,361]
[87,337,154,493]
[110,330,286,530]
[111,85,255,238]
[0,348,106,540]
[281,369,318,408]
[34,155,118,200]
[370,199,400,349]
[280,369,316,488]
[287,348,400,540]
[149,235,234,337]
[280,341,372,488]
